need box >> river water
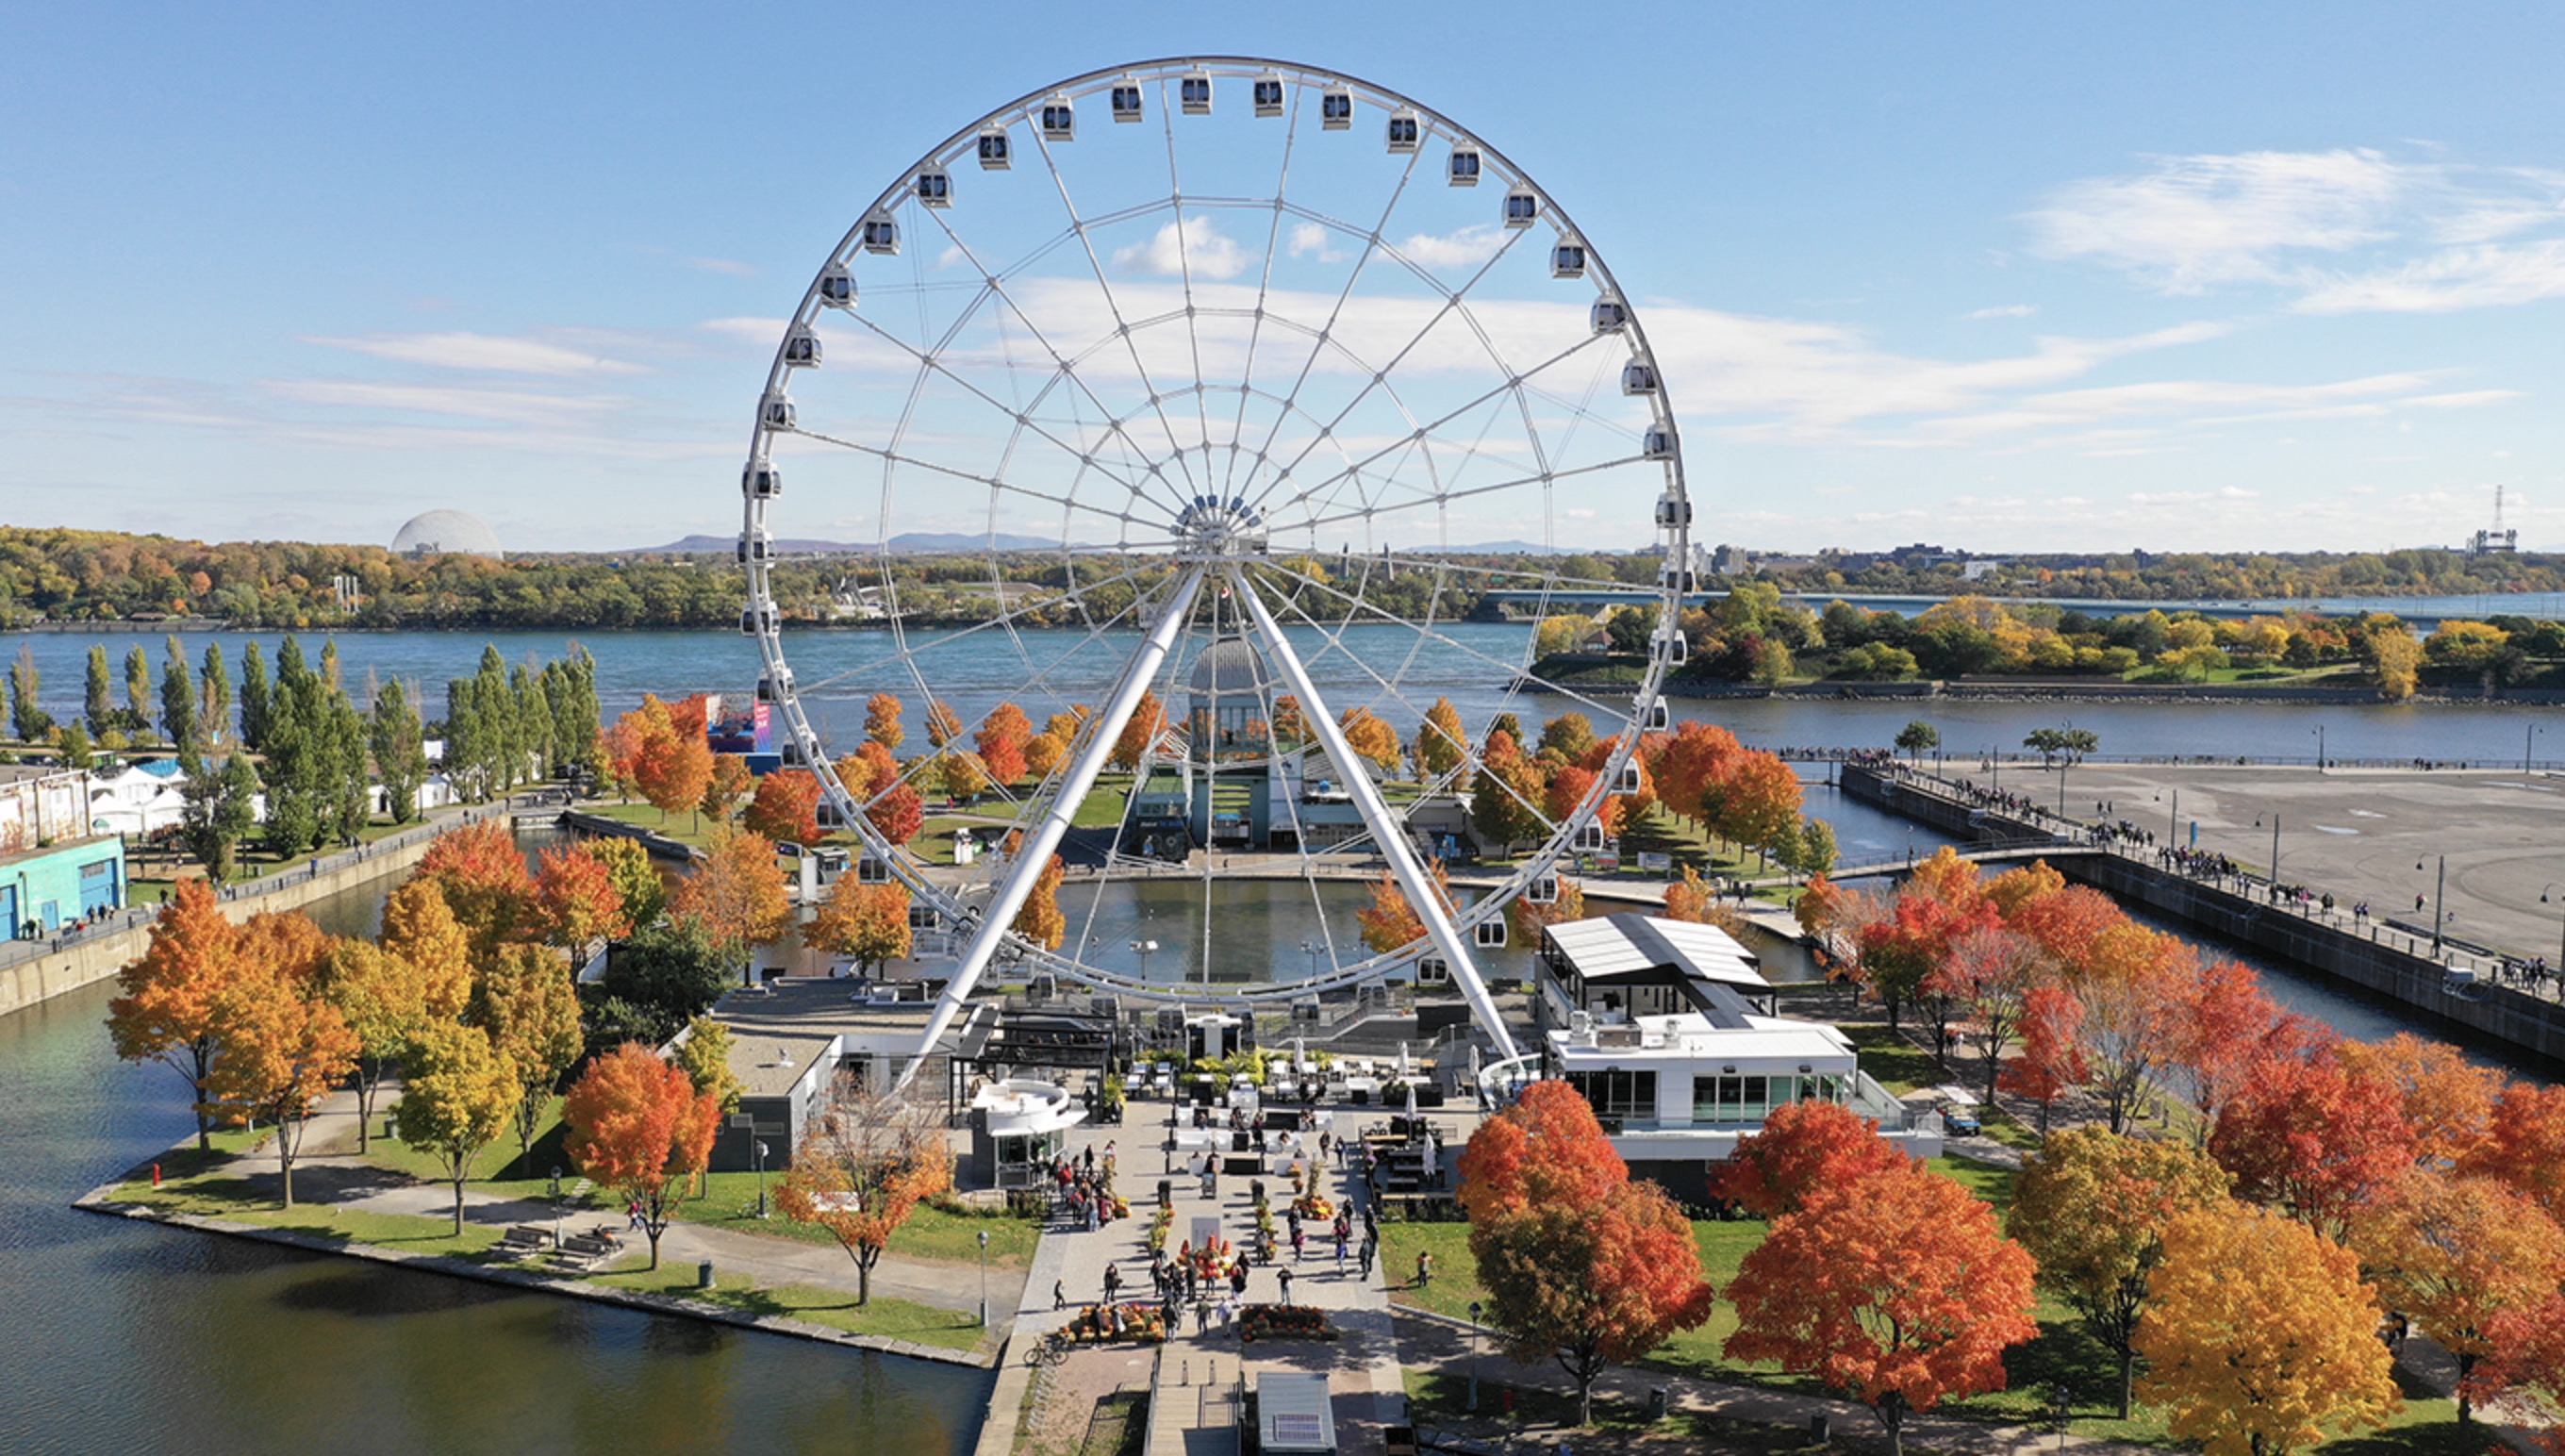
[7,625,2556,769]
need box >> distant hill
[628,532,1063,555]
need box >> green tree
[1796,818,1839,878]
[673,1016,745,1115]
[8,644,50,743]
[394,1022,520,1236]
[180,752,261,882]
[1895,720,1940,763]
[84,645,115,736]
[371,679,429,824]
[238,640,272,750]
[123,645,153,739]
[472,942,586,1169]
[200,641,231,749]
[158,636,197,755]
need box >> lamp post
[549,1164,565,1250]
[754,1138,770,1219]
[978,1228,991,1327]
[1132,938,1160,980]
[2313,724,2325,774]
[1468,1299,1483,1412]
[2531,722,2544,774]
[1299,939,1319,978]
[2542,884,2565,972]
[2050,1383,2073,1455]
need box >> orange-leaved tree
[775,1095,952,1304]
[377,877,475,1017]
[1725,1158,2038,1456]
[977,702,1032,786]
[803,876,913,975]
[395,1021,519,1235]
[867,779,926,848]
[412,819,538,957]
[2000,984,2087,1135]
[1009,852,1067,951]
[534,842,630,950]
[701,753,754,824]
[2335,1032,2503,1171]
[923,698,963,750]
[562,1043,721,1269]
[206,916,360,1207]
[1355,860,1452,956]
[1457,1081,1713,1426]
[1336,706,1401,775]
[2008,1127,2232,1417]
[864,691,904,750]
[623,694,713,827]
[1108,689,1166,770]
[741,768,823,846]
[1711,1098,1912,1219]
[470,941,586,1170]
[2135,1200,2400,1455]
[670,825,791,970]
[2209,1044,2414,1238]
[108,877,241,1150]
[2349,1168,2565,1424]
[2460,1080,2565,1215]
[1506,877,1586,947]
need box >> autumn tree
[471,942,586,1169]
[586,836,666,929]
[1470,739,1549,852]
[1336,706,1402,776]
[377,878,475,1018]
[1712,1099,1912,1218]
[412,819,538,957]
[1725,1158,2039,1456]
[803,876,913,975]
[2474,1294,2565,1438]
[2335,1032,2502,1170]
[2459,1081,2565,1215]
[107,879,241,1150]
[923,698,963,749]
[1505,877,1585,948]
[2350,1169,2565,1423]
[864,691,904,751]
[563,1043,722,1269]
[534,842,630,950]
[622,695,713,825]
[1022,729,1068,781]
[1457,1082,1714,1426]
[670,826,791,970]
[206,928,360,1207]
[866,779,926,848]
[1107,689,1167,770]
[395,1022,519,1236]
[319,939,439,1153]
[1537,711,1597,764]
[2135,1201,2400,1455]
[1415,697,1468,778]
[976,702,1032,786]
[672,1016,744,1115]
[777,1095,954,1304]
[1010,852,1067,952]
[2075,925,2189,1133]
[701,753,753,824]
[1270,693,1305,743]
[2210,1047,2413,1237]
[1354,861,1452,955]
[935,750,991,802]
[2000,984,2088,1134]
[741,768,824,846]
[2009,1128,2233,1415]
[2164,958,2323,1146]
[1929,923,2051,1104]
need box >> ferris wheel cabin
[1180,70,1214,115]
[1320,85,1353,129]
[915,168,952,207]
[1110,84,1144,123]
[1447,146,1481,186]
[817,263,854,308]
[1503,187,1539,228]
[1253,74,1285,116]
[1039,95,1075,141]
[1385,110,1420,153]
[976,128,1011,169]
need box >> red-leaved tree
[562,1043,721,1269]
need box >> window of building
[1566,1067,1655,1123]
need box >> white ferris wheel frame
[731,57,1694,1081]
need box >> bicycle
[1022,1331,1072,1367]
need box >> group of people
[1048,1142,1117,1233]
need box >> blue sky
[3,2,2559,555]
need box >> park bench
[547,1233,620,1270]
[492,1226,551,1258]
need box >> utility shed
[1255,1371,1337,1454]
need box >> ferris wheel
[736,58,1692,1068]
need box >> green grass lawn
[113,1166,508,1261]
[681,1176,1041,1269]
[583,1258,986,1351]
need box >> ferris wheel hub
[1171,494,1270,560]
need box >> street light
[1299,938,1319,978]
[754,1139,770,1219]
[2541,884,2565,971]
[2313,724,2325,774]
[2531,722,2545,774]
[1468,1299,1483,1412]
[1132,938,1160,979]
[549,1164,565,1250]
[978,1228,991,1327]
[2050,1383,2073,1454]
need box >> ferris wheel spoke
[912,207,1200,524]
[1025,129,1210,501]
[1283,454,1647,538]
[796,425,1164,536]
[1249,326,1628,529]
[784,558,1168,704]
[1156,79,1221,510]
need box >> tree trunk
[2119,1345,2136,1419]
[277,1131,295,1208]
[857,1246,879,1306]
[453,1177,468,1236]
[2457,1351,2475,1425]
[353,1065,375,1153]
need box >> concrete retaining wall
[0,806,513,1018]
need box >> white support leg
[1230,568,1521,1062]
[894,567,1207,1092]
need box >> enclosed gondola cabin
[861,216,900,256]
[1320,86,1353,129]
[736,530,774,564]
[742,460,783,499]
[785,327,822,367]
[740,604,779,637]
[1642,426,1674,460]
[761,393,798,430]
[818,263,855,308]
[1621,361,1657,395]
[1644,701,1671,731]
[1385,110,1420,153]
[915,169,952,207]
[756,668,794,703]
[1039,96,1075,141]
[1180,71,1213,114]
[1655,491,1691,528]
[1550,242,1587,278]
[1447,147,1481,186]
[977,128,1012,170]
[1110,84,1144,123]
[1253,74,1284,116]
[1503,187,1539,228]
[1590,298,1629,333]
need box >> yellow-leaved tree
[2135,1200,2400,1454]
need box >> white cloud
[2027,147,2565,312]
[303,331,651,377]
[1288,223,1347,263]
[1396,223,1505,269]
[1112,215,1253,280]
[1963,304,2037,319]
[261,379,629,426]
[687,256,759,278]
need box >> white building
[86,759,190,839]
[0,764,91,854]
[1510,914,1941,1200]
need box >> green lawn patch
[583,1259,986,1351]
[678,1175,1041,1269]
[113,1166,508,1261]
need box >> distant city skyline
[2,3,2558,554]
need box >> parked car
[1941,1105,1982,1137]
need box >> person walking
[1357,1234,1376,1281]
[1415,1249,1432,1287]
[1053,1279,1067,1311]
[1278,1266,1295,1305]
[1104,1263,1122,1303]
